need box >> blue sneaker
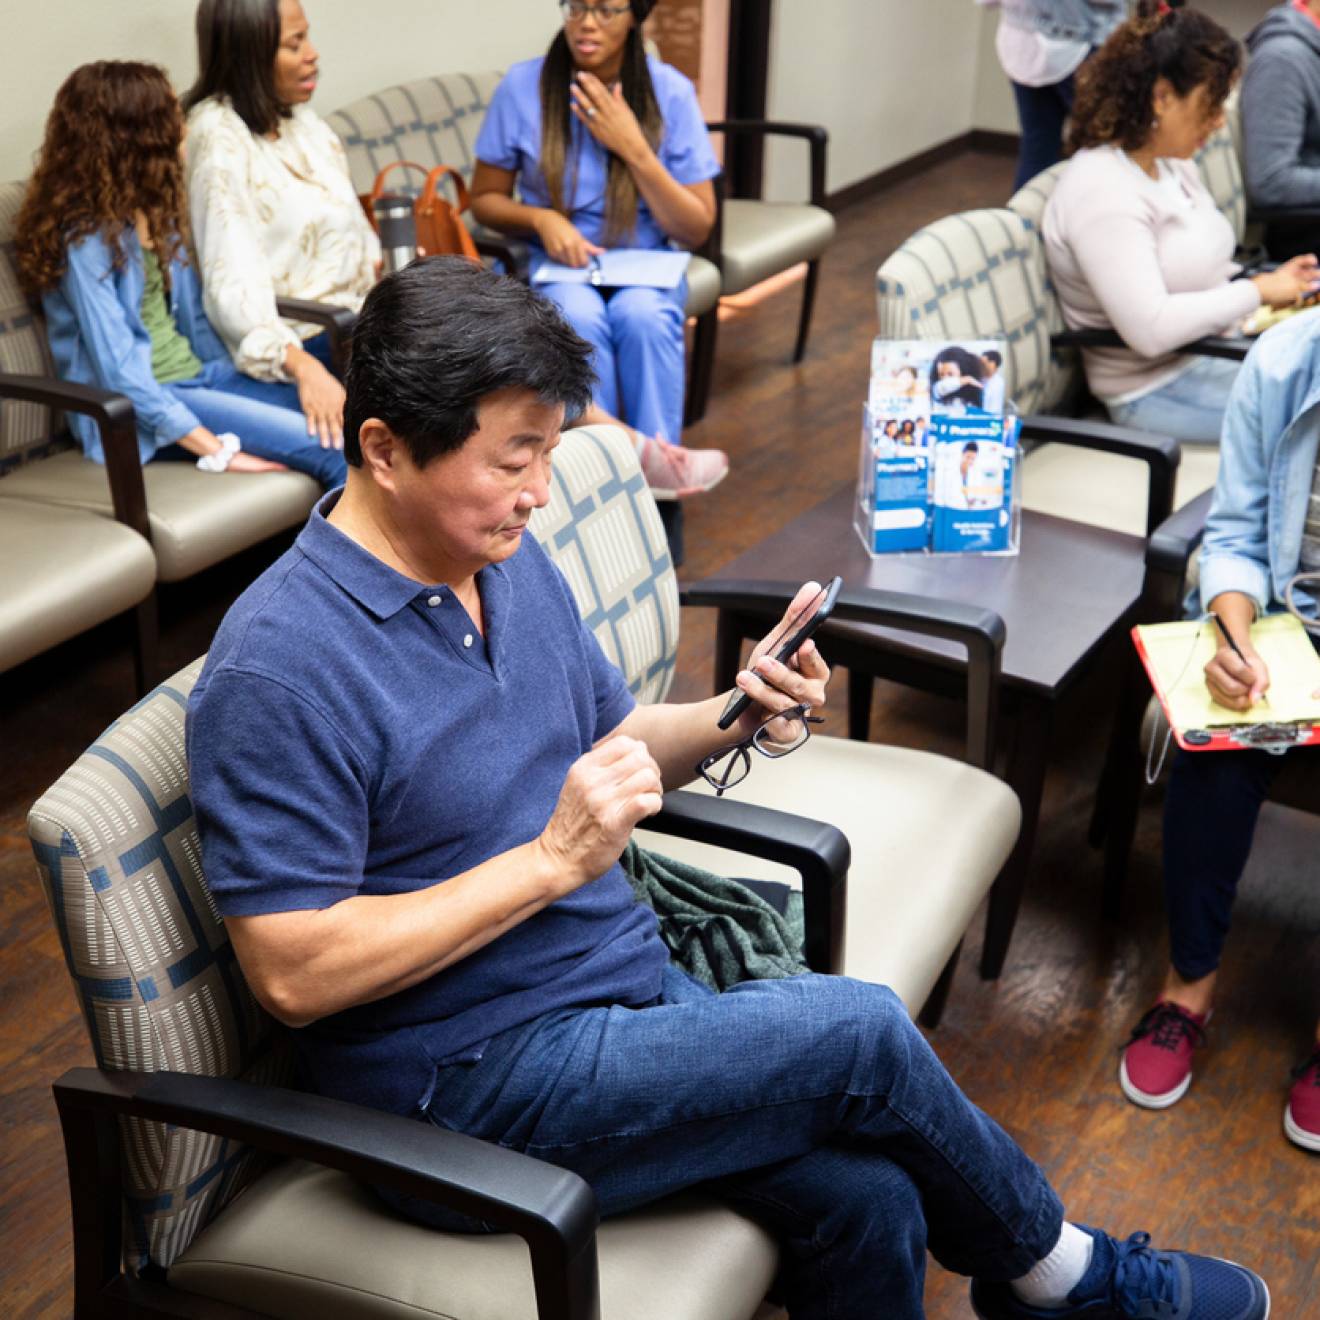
[969,1224,1269,1318]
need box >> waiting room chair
[324,74,723,427]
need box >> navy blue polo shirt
[187,493,669,1115]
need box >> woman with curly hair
[1042,0,1319,441]
[15,61,346,487]
[469,0,728,498]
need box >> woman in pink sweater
[1044,0,1318,441]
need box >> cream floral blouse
[185,98,380,381]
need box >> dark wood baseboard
[825,128,1021,214]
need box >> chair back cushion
[875,207,1061,416]
[325,72,504,196]
[1194,119,1246,244]
[0,178,69,471]
[530,424,680,705]
[28,659,290,1272]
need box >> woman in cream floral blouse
[183,0,378,449]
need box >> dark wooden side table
[686,484,1148,980]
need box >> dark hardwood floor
[2,149,1317,1317]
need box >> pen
[1211,611,1268,706]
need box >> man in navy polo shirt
[187,259,1270,1320]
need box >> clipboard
[1132,614,1320,753]
[532,248,691,290]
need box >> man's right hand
[533,210,605,269]
[538,736,663,891]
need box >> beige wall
[972,0,1277,137]
[764,0,985,201]
[0,0,561,181]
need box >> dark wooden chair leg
[847,669,874,741]
[684,306,720,428]
[918,940,962,1030]
[792,258,822,364]
[981,699,1053,980]
[132,593,160,698]
[714,612,748,695]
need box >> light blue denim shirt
[41,229,229,464]
[1196,311,1320,618]
[998,0,1127,46]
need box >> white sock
[1010,1222,1094,1309]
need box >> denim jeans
[1011,75,1077,193]
[1105,355,1242,445]
[382,966,1063,1318]
[160,341,347,489]
[1162,746,1301,979]
[533,266,688,446]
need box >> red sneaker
[1285,1048,1320,1152]
[1119,1000,1208,1109]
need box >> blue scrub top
[475,55,720,250]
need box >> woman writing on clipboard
[470,0,726,497]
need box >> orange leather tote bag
[367,161,480,263]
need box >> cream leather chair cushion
[687,254,722,318]
[0,449,319,581]
[638,738,1021,1015]
[0,496,155,672]
[719,200,836,295]
[170,1162,778,1320]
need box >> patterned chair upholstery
[1194,119,1247,247]
[0,180,156,677]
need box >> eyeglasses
[560,1,632,24]
[695,704,825,798]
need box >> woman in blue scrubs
[471,0,721,485]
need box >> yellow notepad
[1133,615,1320,746]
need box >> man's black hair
[343,257,596,469]
[962,441,980,455]
[981,350,1002,368]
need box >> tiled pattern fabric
[28,658,292,1272]
[531,424,679,705]
[0,178,67,469]
[874,208,1056,416]
[1194,122,1246,246]
[326,72,504,196]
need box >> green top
[140,250,202,385]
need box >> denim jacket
[999,0,1127,46]
[1195,312,1320,618]
[42,229,229,464]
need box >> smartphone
[716,576,844,730]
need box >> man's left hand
[732,582,832,741]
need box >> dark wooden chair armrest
[705,120,828,206]
[53,1067,600,1320]
[275,298,357,373]
[0,372,149,541]
[1051,327,1251,362]
[647,790,850,975]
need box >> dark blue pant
[1010,74,1078,193]
[384,966,1063,1318]
[1162,748,1290,979]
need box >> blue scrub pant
[536,277,688,446]
[380,966,1063,1318]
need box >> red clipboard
[1131,622,1320,754]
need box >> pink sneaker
[1119,1000,1208,1109]
[638,436,729,500]
[1285,1048,1320,1152]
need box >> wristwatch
[196,432,242,473]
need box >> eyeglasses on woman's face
[560,1,632,24]
[695,703,825,798]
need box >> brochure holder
[854,338,1020,558]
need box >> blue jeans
[1011,74,1078,193]
[162,350,347,489]
[382,966,1063,1318]
[534,267,687,446]
[1105,355,1242,445]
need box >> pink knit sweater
[1043,145,1261,403]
